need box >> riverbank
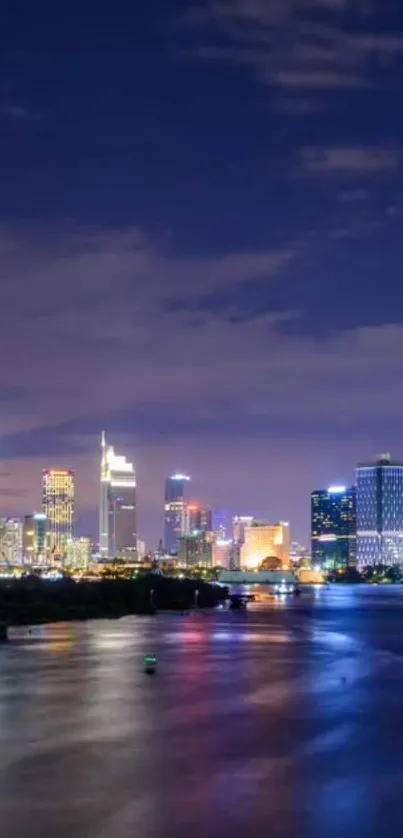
[0,575,228,626]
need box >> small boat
[144,654,157,674]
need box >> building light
[328,486,346,494]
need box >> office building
[241,521,290,570]
[186,503,213,534]
[213,509,227,538]
[42,469,75,559]
[66,537,92,570]
[0,518,23,565]
[137,539,146,559]
[23,513,48,564]
[311,486,356,570]
[179,531,213,568]
[232,515,254,568]
[164,474,190,554]
[212,538,232,569]
[99,432,137,559]
[356,453,403,566]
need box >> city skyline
[2,3,403,552]
[2,441,403,551]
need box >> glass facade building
[356,454,403,567]
[311,486,356,570]
[99,433,137,559]
[164,474,190,554]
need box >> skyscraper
[23,513,48,564]
[356,454,403,566]
[186,503,213,534]
[42,470,75,558]
[164,474,190,554]
[0,518,23,565]
[99,432,137,559]
[311,486,356,570]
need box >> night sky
[1,0,403,548]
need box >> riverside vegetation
[0,574,228,626]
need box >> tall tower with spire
[99,432,137,559]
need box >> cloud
[299,145,402,174]
[181,0,403,93]
[1,221,403,543]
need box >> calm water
[1,585,403,837]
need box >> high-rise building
[0,518,23,565]
[232,515,254,568]
[66,537,92,570]
[179,531,213,568]
[164,474,190,554]
[356,453,403,566]
[186,503,213,534]
[241,521,290,570]
[99,432,137,559]
[23,513,48,564]
[212,538,232,569]
[213,509,227,538]
[42,470,75,558]
[311,486,356,570]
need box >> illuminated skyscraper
[164,474,190,554]
[42,470,75,558]
[356,454,403,566]
[99,432,137,559]
[0,518,23,565]
[23,513,48,564]
[186,503,213,534]
[311,486,356,570]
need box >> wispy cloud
[181,0,403,93]
[299,146,402,175]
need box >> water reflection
[0,590,402,836]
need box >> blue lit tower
[311,485,356,570]
[356,453,403,567]
[164,474,190,554]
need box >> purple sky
[1,0,403,548]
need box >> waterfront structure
[356,453,403,566]
[23,513,48,564]
[42,469,74,559]
[99,433,137,559]
[311,486,356,570]
[164,474,190,554]
[241,521,290,570]
[0,518,23,565]
[212,538,232,569]
[66,537,92,570]
[179,531,213,568]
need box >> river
[1,585,403,837]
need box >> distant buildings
[99,433,137,559]
[311,486,356,570]
[241,521,290,570]
[232,515,254,568]
[23,513,48,564]
[186,503,213,534]
[179,531,213,567]
[212,538,232,569]
[66,537,92,570]
[164,474,190,554]
[356,453,403,567]
[42,469,75,559]
[0,518,23,565]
